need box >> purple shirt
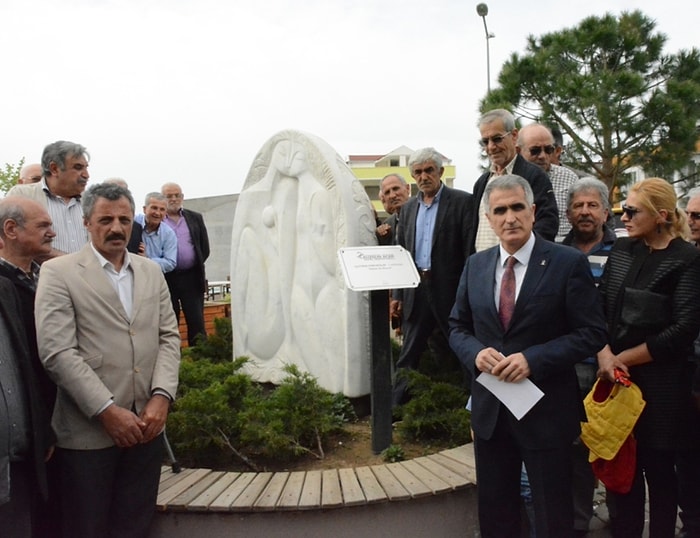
[164,211,196,270]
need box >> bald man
[517,123,579,241]
[18,163,43,184]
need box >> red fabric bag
[591,434,637,494]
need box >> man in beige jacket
[35,182,181,538]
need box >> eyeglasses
[479,133,510,147]
[621,205,641,219]
[411,166,436,177]
[687,211,700,221]
[527,145,555,157]
[165,194,183,199]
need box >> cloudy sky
[1,0,695,207]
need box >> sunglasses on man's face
[527,145,555,157]
[687,211,700,221]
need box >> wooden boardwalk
[156,443,476,513]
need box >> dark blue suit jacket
[448,236,607,449]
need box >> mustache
[105,233,126,241]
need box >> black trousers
[56,434,163,538]
[474,413,575,538]
[608,444,678,538]
[0,461,33,538]
[166,268,206,346]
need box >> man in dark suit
[162,182,211,346]
[391,148,473,406]
[449,175,607,537]
[471,109,559,253]
[0,272,53,536]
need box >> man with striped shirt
[8,140,90,258]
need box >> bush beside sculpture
[167,320,471,471]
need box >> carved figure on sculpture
[230,130,376,397]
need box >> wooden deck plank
[297,470,322,510]
[370,464,411,501]
[399,459,454,494]
[168,471,227,510]
[384,462,432,498]
[338,468,366,506]
[354,466,387,504]
[430,452,477,484]
[277,471,306,510]
[158,467,195,491]
[253,472,290,511]
[157,468,212,508]
[231,473,273,511]
[321,469,343,508]
[208,472,257,511]
[187,472,240,511]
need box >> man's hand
[98,404,145,448]
[492,352,531,383]
[139,394,171,443]
[475,347,503,374]
[596,345,627,382]
[389,299,402,319]
[377,223,392,237]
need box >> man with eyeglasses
[161,182,210,347]
[517,123,580,242]
[391,148,473,407]
[472,109,559,253]
[677,189,700,538]
[18,163,43,184]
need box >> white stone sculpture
[230,130,377,397]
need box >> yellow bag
[581,378,646,462]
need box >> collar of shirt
[417,182,444,206]
[0,257,40,287]
[41,177,81,201]
[498,232,535,268]
[490,155,517,176]
[89,242,132,273]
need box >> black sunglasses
[687,211,700,221]
[479,133,509,147]
[527,145,555,157]
[621,205,641,219]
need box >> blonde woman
[597,178,700,537]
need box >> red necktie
[499,256,516,330]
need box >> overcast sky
[1,0,696,207]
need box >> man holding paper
[448,175,607,538]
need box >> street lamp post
[476,3,495,94]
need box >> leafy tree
[482,11,700,196]
[0,158,25,194]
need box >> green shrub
[167,355,356,470]
[381,444,406,463]
[239,364,353,461]
[396,369,471,445]
[185,317,233,363]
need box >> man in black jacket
[471,109,559,253]
[161,182,211,346]
[391,148,474,406]
[0,265,53,534]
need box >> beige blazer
[35,244,181,449]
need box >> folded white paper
[476,373,544,420]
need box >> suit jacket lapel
[404,198,419,256]
[432,185,450,247]
[77,247,130,323]
[514,237,551,315]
